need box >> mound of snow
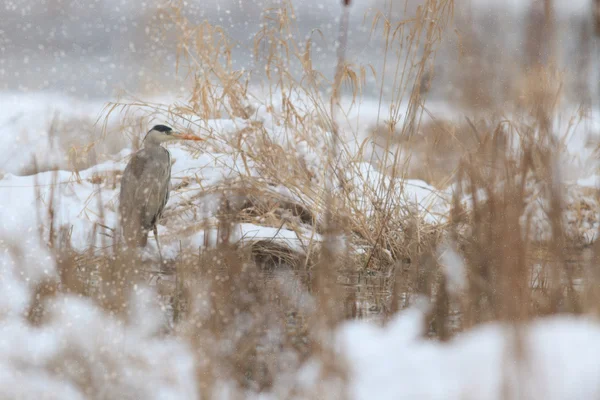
[339,305,600,400]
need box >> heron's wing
[128,152,151,179]
[119,151,150,246]
[120,149,151,215]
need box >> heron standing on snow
[119,124,202,258]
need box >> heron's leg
[153,225,164,264]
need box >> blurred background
[1,0,597,101]
[1,0,599,177]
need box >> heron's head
[143,124,203,145]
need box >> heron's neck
[142,138,164,148]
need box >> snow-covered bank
[0,292,197,399]
[3,90,600,250]
[0,92,450,262]
[340,306,600,400]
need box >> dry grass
[9,0,600,398]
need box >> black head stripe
[151,125,173,134]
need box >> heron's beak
[172,132,203,141]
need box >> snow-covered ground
[340,305,600,400]
[3,272,600,399]
[0,91,449,258]
[3,91,600,398]
[2,91,599,249]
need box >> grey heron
[118,124,202,259]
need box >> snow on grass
[5,221,600,400]
[0,92,113,175]
[0,210,196,398]
[347,161,451,224]
[0,92,456,262]
[2,90,600,258]
[339,303,600,400]
[0,261,197,399]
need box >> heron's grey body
[118,125,202,256]
[119,143,171,247]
